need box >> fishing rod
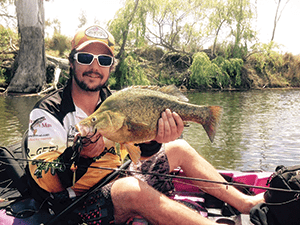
[43,159,132,225]
[1,155,300,194]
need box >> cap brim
[76,40,114,56]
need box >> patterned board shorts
[74,146,174,225]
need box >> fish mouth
[75,124,92,137]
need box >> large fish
[76,86,222,163]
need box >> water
[0,95,41,146]
[182,88,300,172]
[0,89,299,172]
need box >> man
[27,25,264,225]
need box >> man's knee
[165,139,192,154]
[165,139,197,169]
[111,177,155,223]
[111,177,143,204]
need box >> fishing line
[1,155,300,194]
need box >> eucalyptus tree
[6,0,46,93]
[271,0,290,42]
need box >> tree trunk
[7,0,46,93]
[271,0,281,42]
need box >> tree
[6,0,46,93]
[78,10,87,29]
[109,0,141,59]
[0,0,17,27]
[208,0,232,57]
[108,0,141,89]
[145,0,208,53]
[271,0,290,41]
[225,0,256,58]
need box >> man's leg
[111,176,219,225]
[165,139,264,214]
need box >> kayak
[172,169,272,225]
[0,143,272,225]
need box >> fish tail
[202,106,222,142]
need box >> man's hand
[154,109,184,143]
[76,133,105,158]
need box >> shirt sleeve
[138,141,162,157]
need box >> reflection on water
[0,89,299,171]
[183,89,300,171]
[0,95,41,146]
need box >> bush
[0,26,19,84]
[45,32,71,57]
[109,54,150,89]
[248,50,289,88]
[189,52,215,88]
[189,52,244,89]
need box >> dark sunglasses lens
[98,55,112,66]
[77,53,93,64]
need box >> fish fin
[157,85,189,102]
[106,111,126,131]
[123,143,141,164]
[119,144,129,163]
[127,120,149,131]
[203,106,223,142]
[129,85,189,102]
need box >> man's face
[70,43,113,92]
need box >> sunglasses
[74,52,113,67]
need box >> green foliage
[208,0,256,58]
[213,56,243,86]
[109,54,150,89]
[189,52,244,89]
[189,52,217,88]
[213,41,249,60]
[108,0,147,49]
[45,32,71,57]
[246,43,300,88]
[250,43,284,75]
[0,26,18,83]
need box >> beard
[72,68,107,92]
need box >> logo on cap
[85,26,108,40]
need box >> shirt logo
[30,116,46,135]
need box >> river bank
[1,46,300,94]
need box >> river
[0,88,299,172]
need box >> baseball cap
[71,25,115,56]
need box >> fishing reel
[70,129,100,163]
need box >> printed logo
[35,145,58,156]
[30,116,46,135]
[85,26,108,39]
[30,116,52,136]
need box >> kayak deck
[171,169,272,225]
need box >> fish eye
[91,117,97,122]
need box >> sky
[44,0,300,55]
